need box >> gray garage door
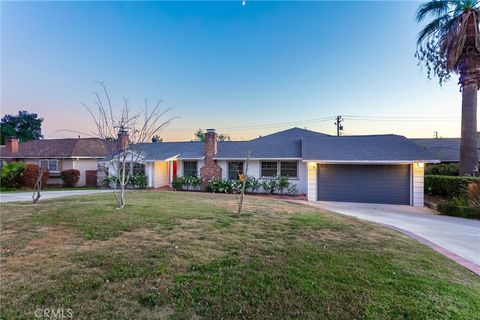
[317,164,411,205]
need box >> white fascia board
[214,157,302,160]
[143,154,181,163]
[301,159,441,164]
[177,156,205,160]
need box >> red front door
[172,161,177,179]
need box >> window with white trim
[280,161,298,178]
[261,161,278,177]
[183,161,198,177]
[260,161,299,178]
[228,161,244,180]
[39,159,59,172]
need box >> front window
[39,159,58,172]
[183,161,198,177]
[124,162,145,175]
[280,161,298,178]
[261,161,278,177]
[228,161,244,180]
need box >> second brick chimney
[117,127,129,150]
[5,137,19,154]
[200,129,222,182]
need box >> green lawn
[0,191,478,319]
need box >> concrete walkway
[310,201,480,273]
[0,189,112,203]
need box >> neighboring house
[411,138,480,163]
[0,137,117,186]
[104,127,438,206]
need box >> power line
[166,114,460,133]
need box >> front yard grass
[0,191,479,319]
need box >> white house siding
[306,162,317,201]
[153,161,169,188]
[412,163,425,207]
[216,160,307,195]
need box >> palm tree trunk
[460,83,479,175]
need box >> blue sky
[1,1,467,140]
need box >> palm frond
[417,14,453,45]
[416,1,453,22]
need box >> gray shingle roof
[101,128,439,163]
[215,127,330,159]
[302,135,438,162]
[411,138,480,162]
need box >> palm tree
[416,0,480,175]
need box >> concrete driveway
[312,201,480,268]
[0,189,112,203]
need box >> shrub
[21,164,49,188]
[425,163,459,176]
[0,162,25,188]
[466,180,480,207]
[424,175,480,198]
[188,175,202,190]
[277,176,290,194]
[172,176,184,191]
[60,169,80,187]
[245,176,260,193]
[437,203,480,219]
[261,176,279,194]
[287,184,298,195]
[128,174,147,189]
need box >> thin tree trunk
[237,152,250,217]
[460,83,479,175]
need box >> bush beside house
[424,175,479,198]
[426,175,480,219]
[437,203,480,219]
[21,164,49,189]
[425,164,459,176]
[0,162,25,189]
[173,174,298,195]
[61,169,81,187]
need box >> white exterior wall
[72,159,99,186]
[306,162,317,201]
[152,161,169,188]
[216,159,307,194]
[412,163,425,207]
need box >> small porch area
[145,160,177,189]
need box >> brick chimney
[117,127,129,150]
[5,137,19,154]
[200,129,222,182]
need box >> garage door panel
[317,164,410,205]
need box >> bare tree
[30,142,55,204]
[84,82,176,209]
[235,151,250,217]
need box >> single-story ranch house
[0,137,117,186]
[104,128,438,206]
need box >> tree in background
[152,135,163,143]
[0,110,43,144]
[416,1,480,175]
[193,129,231,142]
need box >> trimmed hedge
[437,203,480,219]
[21,164,49,188]
[424,175,480,198]
[61,169,80,187]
